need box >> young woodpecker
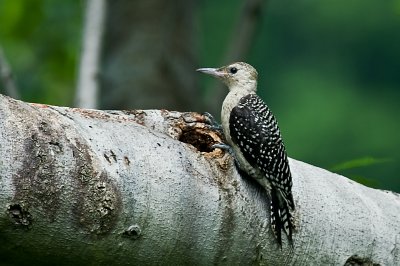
[197,62,295,246]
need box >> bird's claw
[212,142,234,155]
[202,112,216,124]
[212,142,230,150]
[212,142,241,168]
[202,112,223,133]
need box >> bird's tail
[270,187,294,247]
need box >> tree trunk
[0,94,399,265]
[100,0,199,112]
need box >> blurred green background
[0,0,399,192]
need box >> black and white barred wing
[229,94,295,246]
[229,94,293,203]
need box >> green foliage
[330,157,393,172]
[0,0,83,106]
[348,175,380,189]
[329,157,395,188]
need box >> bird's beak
[196,67,225,78]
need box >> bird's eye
[230,67,238,74]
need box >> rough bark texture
[0,94,399,265]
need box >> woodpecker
[197,62,295,246]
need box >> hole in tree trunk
[179,128,216,153]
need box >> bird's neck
[230,79,257,93]
[227,82,257,104]
[221,85,256,145]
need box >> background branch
[75,0,107,108]
[207,0,265,114]
[0,46,19,99]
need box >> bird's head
[197,62,258,93]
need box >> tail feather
[270,187,294,247]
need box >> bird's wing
[229,94,294,208]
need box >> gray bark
[0,94,399,265]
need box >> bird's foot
[212,142,244,170]
[202,112,223,133]
[212,142,231,152]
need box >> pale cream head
[197,62,258,93]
